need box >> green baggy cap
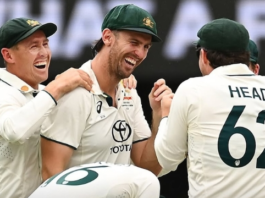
[101,4,161,42]
[196,18,249,51]
[248,39,259,63]
[0,17,57,49]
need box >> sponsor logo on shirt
[123,96,132,100]
[96,101,102,114]
[112,120,131,142]
[110,120,132,154]
[122,93,133,110]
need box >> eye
[43,42,49,47]
[130,41,138,46]
[31,45,37,49]
[144,44,151,50]
[144,45,151,50]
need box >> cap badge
[143,17,154,28]
[26,20,40,27]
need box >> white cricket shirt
[41,60,151,168]
[155,64,265,198]
[29,162,160,198]
[0,69,56,198]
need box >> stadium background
[1,0,265,197]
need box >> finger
[133,79,137,89]
[79,70,93,86]
[153,84,170,97]
[152,83,160,94]
[154,78,166,87]
[55,74,60,79]
[169,93,174,99]
[155,90,172,101]
[162,93,174,101]
[130,75,137,89]
[82,81,92,91]
[149,87,155,98]
[128,76,133,89]
[121,79,126,88]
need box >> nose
[134,46,147,59]
[39,46,49,57]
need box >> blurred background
[1,0,265,197]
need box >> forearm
[140,111,162,175]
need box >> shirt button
[21,85,29,91]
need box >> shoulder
[0,80,25,99]
[177,76,206,92]
[58,87,92,103]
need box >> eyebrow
[30,38,49,44]
[130,38,152,47]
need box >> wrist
[44,80,63,101]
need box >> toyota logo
[112,120,131,142]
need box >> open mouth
[34,61,47,69]
[125,57,136,66]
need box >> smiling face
[108,30,152,79]
[4,30,51,89]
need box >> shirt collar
[79,60,125,96]
[209,63,254,76]
[0,68,44,93]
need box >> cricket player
[155,18,265,197]
[29,162,160,198]
[40,4,171,181]
[0,17,94,198]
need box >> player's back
[185,65,265,197]
[29,162,160,198]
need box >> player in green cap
[155,18,265,197]
[41,3,171,187]
[0,17,93,198]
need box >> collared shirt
[0,69,56,198]
[41,60,151,168]
[155,64,265,198]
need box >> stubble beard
[108,43,130,80]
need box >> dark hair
[249,61,257,71]
[91,38,104,58]
[196,47,250,68]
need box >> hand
[55,68,93,92]
[161,93,174,117]
[148,79,172,113]
[122,74,137,89]
[45,68,93,100]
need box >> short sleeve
[131,90,151,143]
[41,87,91,149]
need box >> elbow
[0,127,23,143]
[155,145,180,171]
[0,118,35,143]
[155,150,182,171]
[138,156,163,176]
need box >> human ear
[102,28,113,46]
[1,48,15,64]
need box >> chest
[82,93,136,143]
